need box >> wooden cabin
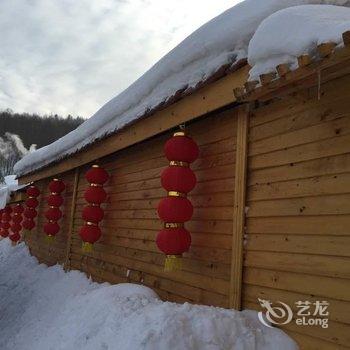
[12,28,350,350]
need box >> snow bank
[0,240,298,350]
[14,0,350,176]
[248,5,350,80]
[0,175,23,209]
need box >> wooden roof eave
[234,32,350,103]
[18,64,250,185]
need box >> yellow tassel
[164,255,182,271]
[45,235,55,243]
[82,242,93,253]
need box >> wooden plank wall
[24,170,76,266]
[243,73,350,349]
[65,108,238,306]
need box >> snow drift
[0,240,298,350]
[14,0,350,177]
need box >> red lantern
[12,214,23,223]
[82,206,104,223]
[47,194,64,207]
[79,224,102,243]
[161,166,196,193]
[157,131,198,271]
[156,227,191,255]
[24,184,40,231]
[23,219,35,230]
[43,222,60,236]
[48,179,66,193]
[1,205,12,239]
[0,229,9,238]
[24,208,37,219]
[44,179,64,240]
[4,206,12,214]
[9,232,21,242]
[79,225,102,252]
[80,165,109,252]
[26,186,40,197]
[45,208,62,221]
[2,222,10,230]
[13,204,24,214]
[164,133,199,163]
[84,186,107,204]
[2,213,12,222]
[85,165,109,185]
[11,222,22,233]
[158,196,193,223]
[25,197,39,208]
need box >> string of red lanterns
[23,185,41,231]
[157,130,199,271]
[9,203,24,243]
[79,165,109,252]
[44,179,65,242]
[0,209,3,237]
[0,206,12,238]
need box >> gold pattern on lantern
[169,160,189,167]
[164,223,184,229]
[168,191,186,198]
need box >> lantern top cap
[92,164,100,168]
[173,131,186,137]
[86,221,98,226]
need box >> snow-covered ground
[14,0,350,177]
[0,240,298,350]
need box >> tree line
[0,110,84,181]
[0,109,84,149]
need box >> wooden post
[64,167,80,271]
[229,104,249,309]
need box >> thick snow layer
[0,240,298,350]
[14,0,350,177]
[248,5,350,80]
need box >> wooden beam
[8,191,26,204]
[260,72,276,85]
[276,64,290,77]
[244,81,259,93]
[18,65,249,185]
[297,54,312,67]
[343,31,350,46]
[242,45,350,102]
[318,42,336,58]
[229,104,249,310]
[233,87,245,100]
[64,167,80,271]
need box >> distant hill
[0,109,84,149]
[0,110,84,181]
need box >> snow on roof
[14,0,350,177]
[248,4,350,80]
[0,240,298,349]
